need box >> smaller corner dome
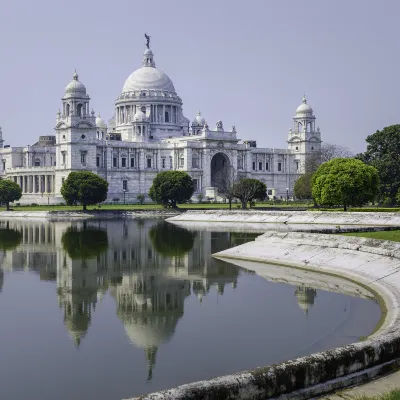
[192,111,205,126]
[133,109,149,122]
[96,113,106,128]
[65,71,86,96]
[296,96,313,115]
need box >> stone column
[45,175,48,193]
[162,104,165,123]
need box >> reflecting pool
[0,219,381,400]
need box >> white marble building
[0,40,322,205]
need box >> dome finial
[73,70,79,81]
[302,94,307,104]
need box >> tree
[294,174,313,200]
[61,225,108,259]
[312,158,379,211]
[148,171,194,208]
[305,143,353,173]
[61,171,108,210]
[213,166,237,209]
[0,180,22,210]
[136,194,145,205]
[233,178,267,209]
[149,222,196,257]
[356,125,400,205]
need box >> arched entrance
[211,152,230,189]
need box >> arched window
[143,126,146,134]
[66,104,70,116]
[77,104,83,117]
[138,126,141,134]
[165,111,170,123]
[141,106,146,113]
[298,122,303,133]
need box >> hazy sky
[0,0,398,153]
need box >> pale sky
[0,0,398,153]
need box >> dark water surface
[0,219,380,400]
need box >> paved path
[322,370,400,399]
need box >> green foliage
[0,228,22,250]
[312,158,379,211]
[149,222,196,256]
[61,171,108,210]
[61,226,108,259]
[294,173,313,199]
[148,171,194,208]
[136,194,145,205]
[0,180,22,210]
[233,178,267,209]
[357,124,400,205]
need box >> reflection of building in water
[0,269,3,292]
[295,286,317,315]
[0,219,240,368]
[111,275,190,380]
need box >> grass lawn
[356,389,400,400]
[342,230,400,242]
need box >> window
[179,158,184,168]
[165,111,170,123]
[2,160,5,171]
[81,134,85,140]
[34,159,41,167]
[192,157,199,168]
[147,158,152,168]
[252,161,256,171]
[80,153,86,165]
[169,156,173,169]
[62,152,66,165]
[267,189,273,196]
[61,178,65,186]
[278,162,282,172]
[193,178,199,191]
[266,162,269,171]
[122,157,126,167]
[296,161,299,171]
[147,248,152,259]
[258,162,262,171]
[130,157,135,168]
[113,157,117,167]
[162,158,166,168]
[96,156,100,167]
[311,146,314,150]
[295,147,298,151]
[123,180,128,191]
[237,159,243,169]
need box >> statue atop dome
[145,33,151,49]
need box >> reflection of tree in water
[61,226,108,260]
[0,228,22,250]
[295,286,317,315]
[149,222,196,257]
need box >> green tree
[233,178,267,209]
[61,171,108,210]
[356,125,400,205]
[0,180,22,210]
[294,173,313,200]
[149,222,196,257]
[312,158,379,211]
[149,171,194,208]
[61,225,108,259]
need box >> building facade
[0,41,322,205]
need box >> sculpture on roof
[145,33,151,49]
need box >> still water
[0,219,380,400]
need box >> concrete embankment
[130,215,400,400]
[0,210,180,220]
[167,209,400,227]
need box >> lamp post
[286,187,289,202]
[123,189,126,205]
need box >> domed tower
[294,286,317,315]
[115,39,189,141]
[132,106,151,142]
[191,111,206,136]
[95,114,107,140]
[287,96,322,173]
[54,71,98,195]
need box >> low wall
[167,210,400,226]
[130,229,400,399]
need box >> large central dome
[122,48,176,93]
[122,67,175,93]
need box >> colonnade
[116,104,179,125]
[11,175,55,194]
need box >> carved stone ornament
[217,141,224,148]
